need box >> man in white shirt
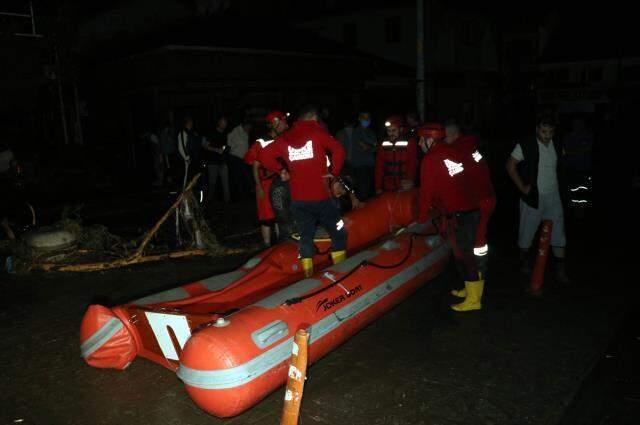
[506,115,570,285]
[226,122,253,200]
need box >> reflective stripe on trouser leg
[318,200,347,252]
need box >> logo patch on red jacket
[288,140,314,161]
[444,159,464,176]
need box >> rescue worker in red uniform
[258,105,347,278]
[444,121,496,299]
[375,115,418,194]
[244,110,289,247]
[418,123,484,312]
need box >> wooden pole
[35,246,248,273]
[37,249,209,272]
[280,328,310,425]
[132,173,201,260]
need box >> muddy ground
[0,192,637,425]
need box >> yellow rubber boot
[451,273,481,298]
[330,250,347,265]
[301,258,314,278]
[451,279,484,312]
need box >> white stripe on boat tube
[80,318,124,359]
[200,270,247,292]
[177,244,449,390]
[133,287,191,305]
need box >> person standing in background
[177,116,201,189]
[202,116,231,205]
[227,120,253,200]
[350,111,377,200]
[244,110,289,247]
[506,115,570,285]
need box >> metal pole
[54,45,70,145]
[73,81,84,145]
[416,0,425,122]
[29,1,36,35]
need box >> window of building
[548,68,569,84]
[459,20,483,47]
[589,67,603,82]
[574,68,588,83]
[385,16,402,43]
[342,21,357,46]
[621,65,640,81]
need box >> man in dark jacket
[506,115,570,284]
[202,116,231,204]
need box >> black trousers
[290,199,347,258]
[351,165,374,200]
[445,210,485,282]
[228,155,253,200]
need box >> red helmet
[384,115,404,129]
[418,122,445,140]
[265,110,287,127]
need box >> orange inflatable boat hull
[78,190,451,417]
[178,228,448,417]
[80,191,419,371]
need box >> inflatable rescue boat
[79,190,450,417]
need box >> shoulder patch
[257,138,275,148]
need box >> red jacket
[258,120,345,202]
[452,135,495,203]
[418,142,477,221]
[374,137,418,192]
[244,137,277,181]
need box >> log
[36,249,208,272]
[35,246,250,273]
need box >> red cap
[384,115,404,129]
[418,122,445,140]
[265,110,287,125]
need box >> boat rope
[284,231,436,306]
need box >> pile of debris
[7,174,242,273]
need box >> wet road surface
[0,195,634,425]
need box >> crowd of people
[145,104,570,312]
[2,105,577,301]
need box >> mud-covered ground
[0,191,637,425]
